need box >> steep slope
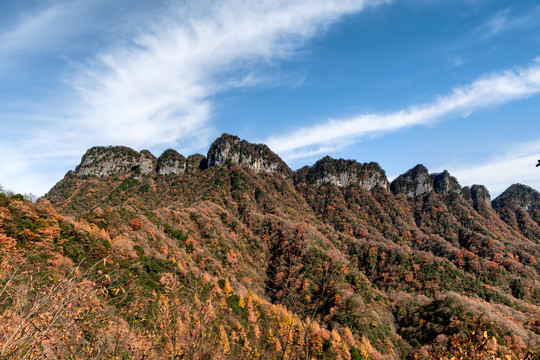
[2,194,385,359]
[294,156,389,190]
[207,133,292,177]
[493,184,540,240]
[36,135,540,358]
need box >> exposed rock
[463,185,492,212]
[390,165,433,197]
[471,185,492,209]
[157,149,187,175]
[493,184,540,211]
[431,170,461,195]
[493,183,540,237]
[207,134,292,176]
[186,154,207,172]
[296,156,389,190]
[138,150,157,175]
[75,146,140,176]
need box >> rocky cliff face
[75,146,140,176]
[390,165,434,197]
[156,149,187,175]
[391,166,464,197]
[432,170,462,195]
[462,184,492,211]
[493,184,540,211]
[186,154,208,172]
[72,135,290,178]
[296,156,389,190]
[207,134,292,176]
[137,150,157,175]
[75,146,159,177]
[492,184,540,239]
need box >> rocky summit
[295,156,389,190]
[2,134,539,359]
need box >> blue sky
[1,0,540,197]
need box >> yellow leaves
[341,327,355,347]
[218,324,230,355]
[222,280,233,295]
[219,298,228,309]
[238,296,245,309]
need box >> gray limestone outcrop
[390,165,434,197]
[296,156,389,190]
[391,165,465,198]
[463,185,492,211]
[471,185,492,209]
[207,134,292,176]
[75,146,140,176]
[391,166,464,197]
[432,170,462,195]
[138,150,157,175]
[157,149,187,175]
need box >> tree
[266,235,348,360]
[23,193,38,203]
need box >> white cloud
[0,0,391,195]
[475,5,540,39]
[0,5,68,56]
[266,58,540,160]
[71,0,390,149]
[0,0,106,64]
[447,140,540,197]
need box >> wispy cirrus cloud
[0,0,391,195]
[447,140,540,197]
[72,0,391,149]
[475,5,540,39]
[266,57,540,160]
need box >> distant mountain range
[1,134,538,359]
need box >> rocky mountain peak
[295,156,389,190]
[186,154,208,172]
[493,183,540,211]
[390,164,433,197]
[137,150,157,175]
[156,149,187,175]
[75,146,140,176]
[431,170,462,195]
[391,166,463,197]
[207,133,292,176]
[463,185,492,211]
[471,184,492,209]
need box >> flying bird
[537,160,540,167]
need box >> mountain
[1,134,539,359]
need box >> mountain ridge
[23,133,540,358]
[64,133,536,204]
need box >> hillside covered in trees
[1,134,539,359]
